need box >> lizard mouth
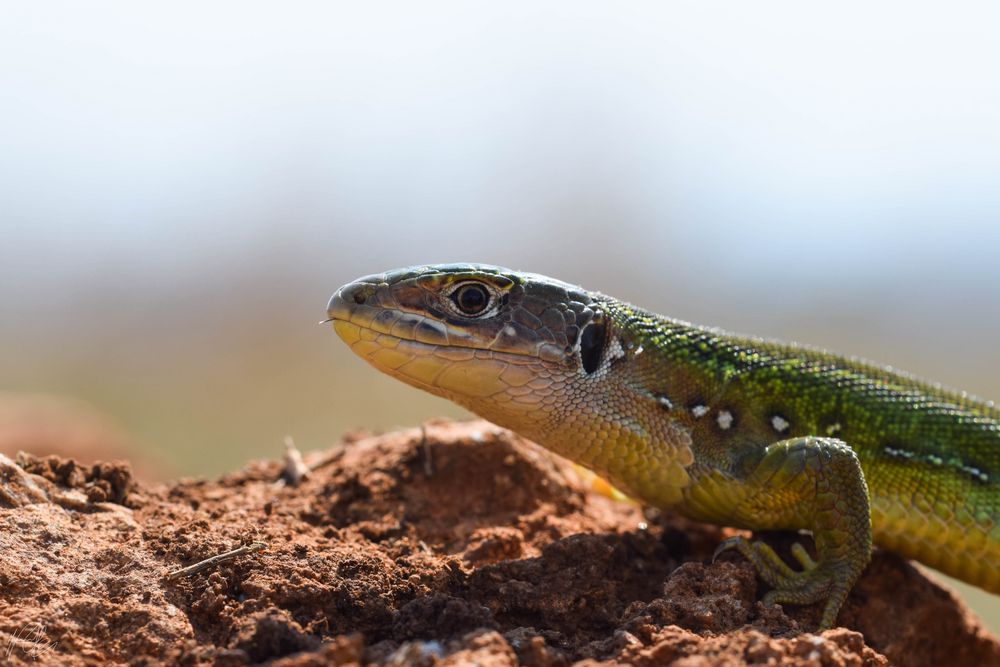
[332,319,540,400]
[327,283,474,354]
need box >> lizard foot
[700,437,874,630]
[714,535,854,629]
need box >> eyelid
[445,280,494,301]
[446,279,486,294]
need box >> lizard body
[327,264,998,628]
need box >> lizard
[325,263,999,629]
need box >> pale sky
[1,1,998,338]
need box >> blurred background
[1,1,998,628]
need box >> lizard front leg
[688,436,873,629]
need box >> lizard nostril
[353,291,367,305]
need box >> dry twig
[164,542,267,581]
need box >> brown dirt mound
[1,419,998,666]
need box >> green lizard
[326,263,999,628]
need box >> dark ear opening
[579,317,606,374]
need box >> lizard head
[326,263,694,503]
[326,264,609,421]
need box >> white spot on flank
[964,466,989,483]
[826,422,842,436]
[771,415,790,433]
[657,396,673,410]
[634,345,644,355]
[716,410,733,430]
[691,405,709,418]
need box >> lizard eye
[452,283,491,315]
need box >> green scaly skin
[326,264,999,629]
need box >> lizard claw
[712,536,745,563]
